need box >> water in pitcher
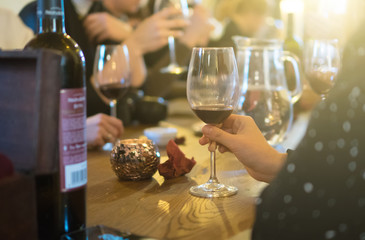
[238,85,292,145]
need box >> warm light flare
[280,0,304,14]
[318,0,347,15]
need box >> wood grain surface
[87,115,267,240]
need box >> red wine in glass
[99,82,129,100]
[192,105,233,125]
[304,39,340,99]
[306,70,336,96]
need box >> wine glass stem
[109,100,117,118]
[208,150,219,183]
[168,36,178,65]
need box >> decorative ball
[110,139,160,181]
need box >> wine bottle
[283,13,303,91]
[25,0,87,239]
[284,13,303,59]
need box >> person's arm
[199,115,287,182]
[83,12,133,43]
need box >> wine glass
[187,47,241,198]
[93,44,131,149]
[304,39,341,100]
[154,0,189,74]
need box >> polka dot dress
[252,33,365,239]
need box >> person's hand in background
[178,5,214,48]
[199,114,287,182]
[84,12,132,43]
[124,7,189,56]
[86,113,124,148]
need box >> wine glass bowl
[187,47,241,198]
[93,44,131,150]
[93,44,131,116]
[304,39,340,99]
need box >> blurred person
[0,5,122,148]
[19,0,175,115]
[83,0,213,98]
[209,0,268,48]
[82,0,197,97]
[198,22,365,238]
[19,0,143,118]
[18,0,192,146]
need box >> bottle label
[37,0,64,18]
[59,88,87,192]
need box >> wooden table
[87,114,268,240]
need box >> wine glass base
[160,64,187,75]
[190,182,238,198]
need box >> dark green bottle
[25,0,87,239]
[284,13,303,91]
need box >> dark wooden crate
[0,50,64,239]
[0,50,62,174]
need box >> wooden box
[0,50,62,174]
[0,50,63,239]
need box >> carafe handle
[281,51,303,103]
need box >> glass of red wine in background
[304,39,341,99]
[93,44,131,149]
[154,0,189,74]
[187,47,241,198]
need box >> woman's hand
[86,113,124,148]
[199,114,287,182]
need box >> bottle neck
[37,0,66,34]
[286,13,294,38]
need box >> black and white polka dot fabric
[252,30,365,239]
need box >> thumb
[202,125,234,150]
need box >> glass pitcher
[233,37,302,146]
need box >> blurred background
[2,0,363,47]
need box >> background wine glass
[93,44,131,148]
[187,47,241,198]
[154,0,189,74]
[304,39,341,99]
